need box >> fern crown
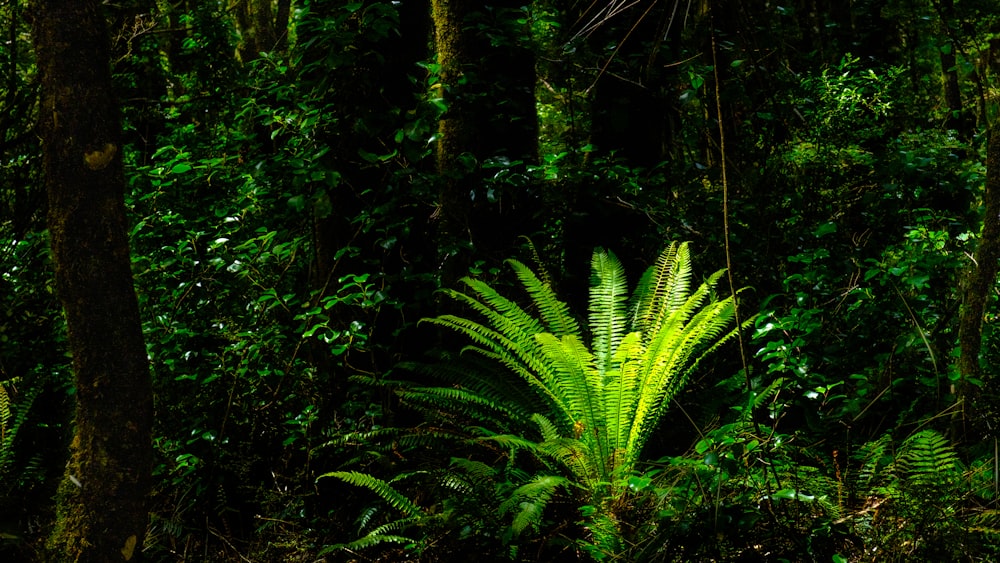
[424,241,748,485]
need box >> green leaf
[813,221,837,238]
[287,195,306,211]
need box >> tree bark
[431,0,539,284]
[31,0,153,560]
[232,0,278,62]
[432,0,476,280]
[957,101,1000,420]
[938,0,970,138]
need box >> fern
[0,379,12,438]
[498,474,573,535]
[0,376,41,485]
[447,457,497,486]
[835,429,999,560]
[317,516,419,556]
[432,242,745,552]
[895,429,962,487]
[590,249,629,377]
[317,471,421,517]
[630,241,691,335]
[507,258,580,338]
[970,509,1000,538]
[325,242,748,560]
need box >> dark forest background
[4,0,1000,561]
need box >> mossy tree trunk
[432,0,478,283]
[31,0,153,560]
[432,0,538,284]
[957,58,1000,426]
[231,0,292,62]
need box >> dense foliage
[3,0,1000,560]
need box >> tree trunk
[432,0,539,283]
[232,0,279,62]
[957,98,1000,423]
[432,0,476,281]
[274,0,291,53]
[939,0,969,138]
[31,0,153,560]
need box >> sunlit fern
[321,242,749,559]
[422,243,747,487]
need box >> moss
[32,0,154,561]
[45,452,90,562]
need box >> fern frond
[451,277,545,338]
[589,249,629,377]
[0,379,13,434]
[402,358,550,420]
[357,505,380,531]
[0,381,11,474]
[536,437,601,485]
[421,309,570,419]
[751,377,785,410]
[507,258,580,338]
[498,473,572,515]
[438,471,476,495]
[896,429,963,487]
[319,514,420,554]
[317,426,404,449]
[783,464,843,520]
[631,242,692,337]
[462,348,573,429]
[449,457,498,485]
[509,501,544,537]
[534,333,609,470]
[391,428,483,451]
[666,296,750,388]
[317,471,422,517]
[397,385,528,429]
[423,314,527,361]
[521,236,553,286]
[605,332,644,468]
[431,278,548,366]
[481,432,558,458]
[480,432,589,478]
[318,424,473,459]
[319,534,415,555]
[422,320,563,413]
[531,413,565,442]
[624,283,744,472]
[499,474,574,535]
[970,509,1000,537]
[853,433,893,493]
[0,377,41,479]
[584,512,624,559]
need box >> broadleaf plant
[322,242,751,559]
